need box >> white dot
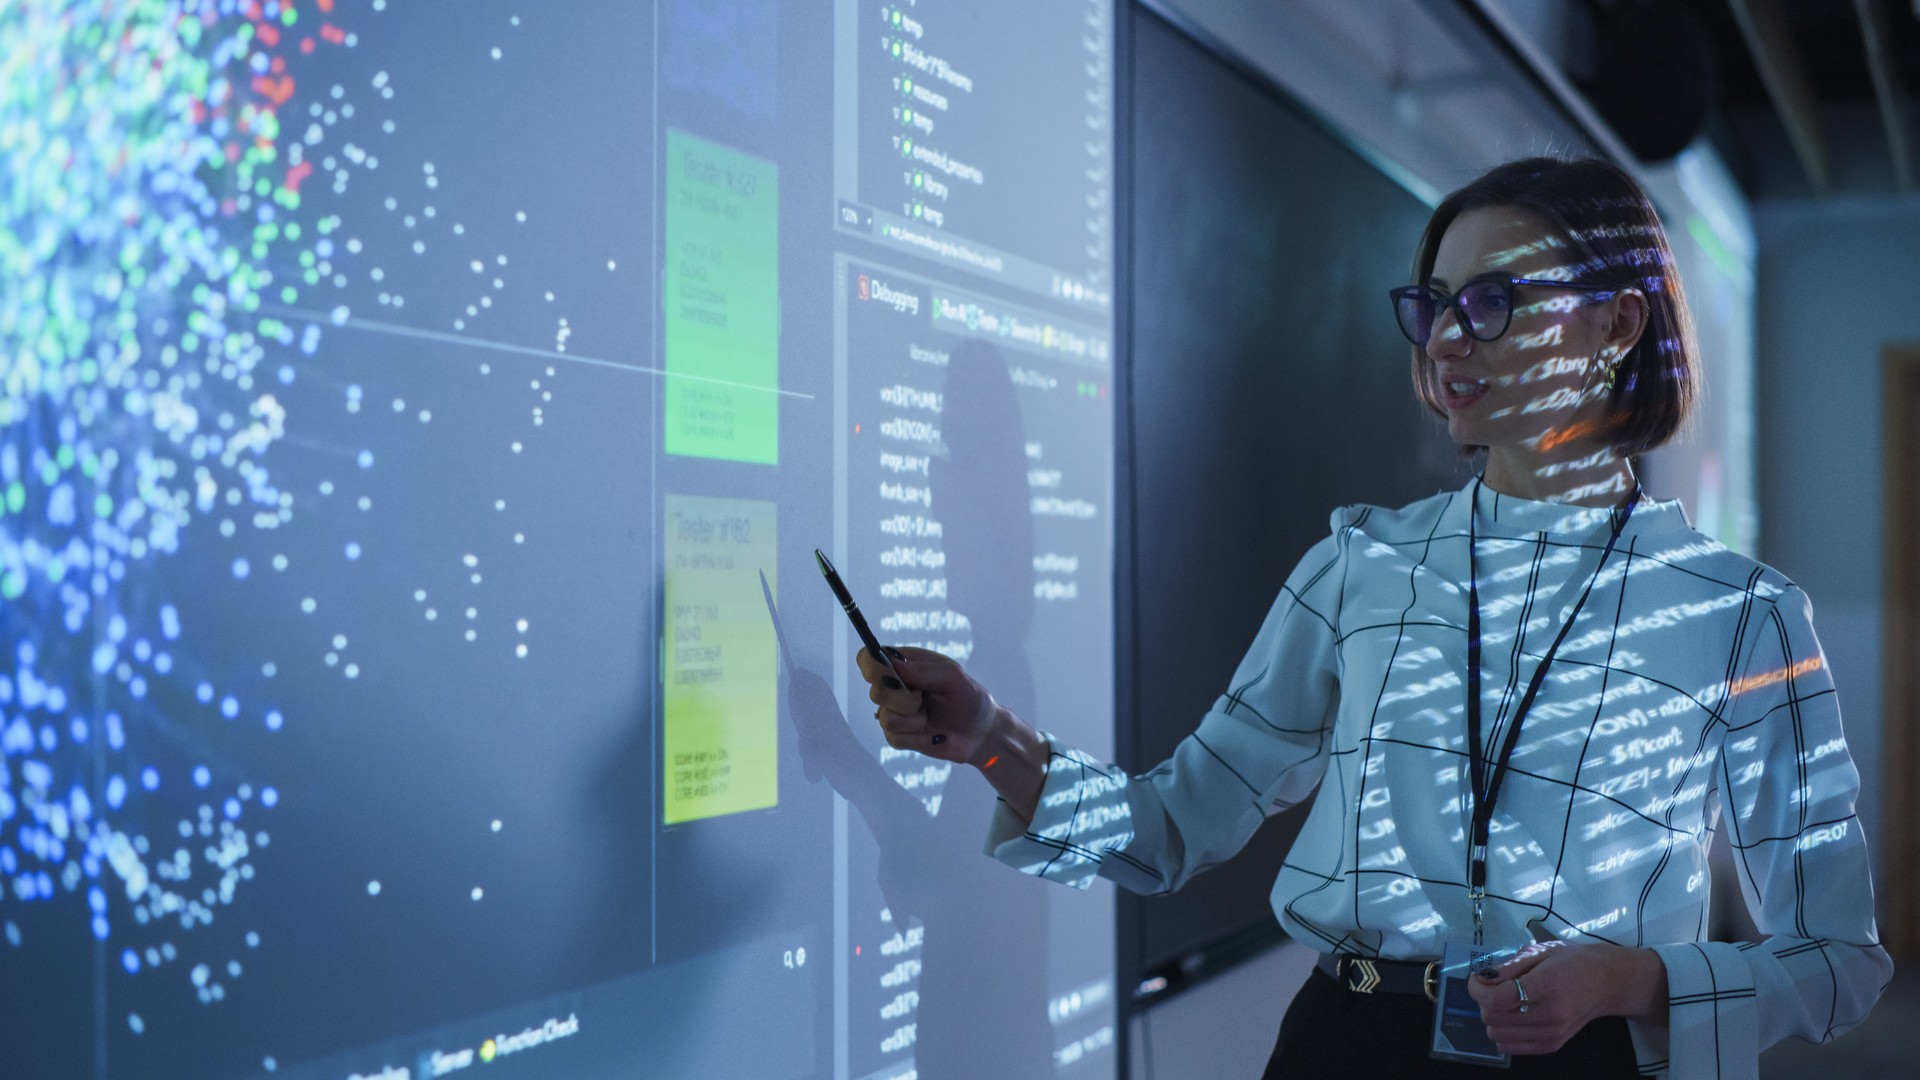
[464,630,477,642]
[514,533,525,544]
[607,260,617,271]
[332,634,348,649]
[300,598,317,614]
[418,411,431,423]
[425,609,438,621]
[367,881,381,896]
[466,607,478,619]
[511,441,523,453]
[516,619,528,632]
[491,819,503,832]
[470,573,482,585]
[516,210,527,223]
[495,499,507,511]
[344,664,359,679]
[324,652,338,666]
[272,554,288,571]
[490,46,502,59]
[414,589,427,602]
[463,554,479,567]
[471,887,484,901]
[515,643,528,658]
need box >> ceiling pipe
[1854,0,1914,191]
[1724,0,1831,193]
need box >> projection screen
[0,2,1118,1078]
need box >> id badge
[1429,941,1513,1067]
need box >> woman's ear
[1601,288,1649,357]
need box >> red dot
[854,945,862,955]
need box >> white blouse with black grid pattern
[985,477,1890,1079]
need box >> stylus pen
[814,548,899,677]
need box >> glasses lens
[1457,280,1513,340]
[1393,289,1437,345]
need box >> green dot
[5,482,23,513]
[56,445,75,470]
[1,571,23,600]
[281,6,297,25]
[280,285,298,304]
[303,269,320,286]
[94,494,113,518]
[284,222,301,241]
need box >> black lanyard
[1464,476,1637,943]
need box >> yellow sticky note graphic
[662,494,779,824]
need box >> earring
[1604,359,1619,391]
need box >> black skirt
[1263,967,1643,1078]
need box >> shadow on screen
[788,339,1055,1079]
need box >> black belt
[1315,953,1440,1002]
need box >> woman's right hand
[856,646,1054,822]
[855,646,998,767]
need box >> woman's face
[1423,206,1633,455]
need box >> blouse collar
[1462,474,1691,538]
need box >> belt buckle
[1346,958,1381,994]
[1423,960,1439,1003]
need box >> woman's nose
[1425,303,1472,363]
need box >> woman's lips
[1439,376,1491,410]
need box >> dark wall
[1119,5,1468,989]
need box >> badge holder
[1429,941,1513,1067]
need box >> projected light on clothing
[991,482,1888,1078]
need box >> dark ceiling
[1566,0,1920,199]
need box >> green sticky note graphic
[662,494,779,824]
[664,130,780,463]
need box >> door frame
[1881,345,1920,961]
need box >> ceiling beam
[1855,0,1914,191]
[1724,0,1830,193]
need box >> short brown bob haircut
[1409,157,1698,457]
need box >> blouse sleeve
[1630,584,1893,1079]
[981,514,1349,893]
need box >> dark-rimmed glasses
[1388,275,1616,347]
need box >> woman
[856,158,1891,1078]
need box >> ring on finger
[1514,977,1532,1014]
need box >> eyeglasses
[1388,275,1616,347]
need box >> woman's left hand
[1467,940,1666,1055]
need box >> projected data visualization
[831,259,1115,1080]
[835,0,1114,314]
[2,2,1114,1080]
